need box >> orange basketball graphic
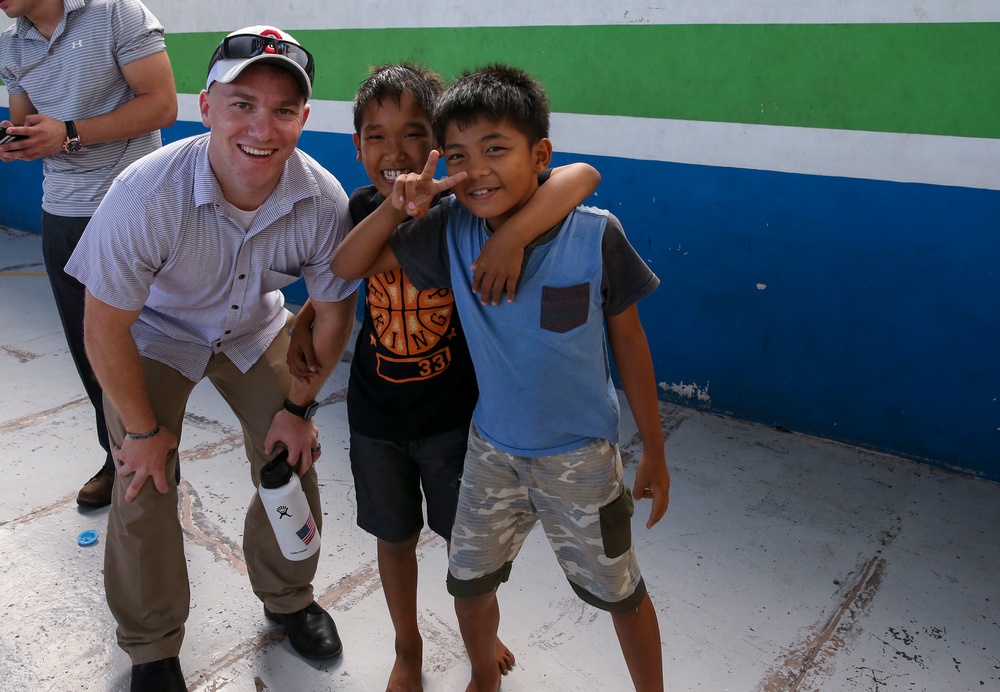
[367,270,455,383]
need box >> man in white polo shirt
[0,0,177,508]
[65,26,357,691]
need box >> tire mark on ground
[759,519,901,691]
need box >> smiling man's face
[200,63,310,210]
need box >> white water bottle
[258,450,321,561]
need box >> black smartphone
[0,126,27,145]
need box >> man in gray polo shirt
[65,25,357,691]
[0,0,177,508]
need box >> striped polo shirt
[65,133,360,382]
[0,0,166,216]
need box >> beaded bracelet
[126,425,160,441]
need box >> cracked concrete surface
[1,226,998,691]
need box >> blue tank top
[446,204,621,457]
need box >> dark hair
[352,63,445,134]
[432,64,549,146]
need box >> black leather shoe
[264,601,343,659]
[77,467,114,508]
[130,656,186,691]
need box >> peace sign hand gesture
[391,150,467,219]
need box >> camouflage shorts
[447,425,646,612]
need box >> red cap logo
[260,28,283,54]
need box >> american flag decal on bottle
[296,514,317,545]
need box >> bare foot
[464,678,502,692]
[496,637,515,675]
[386,645,423,692]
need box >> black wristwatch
[283,399,319,420]
[63,120,82,153]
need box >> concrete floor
[1,224,998,692]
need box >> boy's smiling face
[442,116,552,231]
[354,92,435,198]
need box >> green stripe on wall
[168,23,1000,139]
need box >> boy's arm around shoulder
[472,162,601,305]
[606,304,670,529]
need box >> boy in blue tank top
[289,63,600,690]
[331,64,670,691]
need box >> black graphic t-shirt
[345,186,478,440]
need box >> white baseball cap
[206,26,315,99]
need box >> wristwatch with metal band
[63,120,82,153]
[283,399,319,420]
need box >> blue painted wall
[2,109,997,481]
[601,158,1000,477]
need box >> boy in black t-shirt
[289,63,599,690]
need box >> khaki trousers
[103,319,322,664]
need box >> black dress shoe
[131,656,186,691]
[265,601,343,659]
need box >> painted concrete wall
[2,2,999,479]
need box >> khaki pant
[103,318,322,664]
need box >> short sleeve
[65,175,161,310]
[0,27,23,94]
[110,0,166,69]
[601,213,659,315]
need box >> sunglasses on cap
[209,34,315,84]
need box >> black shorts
[350,427,469,542]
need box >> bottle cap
[259,449,293,489]
[78,530,99,547]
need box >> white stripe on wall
[552,113,1000,192]
[4,3,998,34]
[174,94,1000,192]
[132,0,1000,34]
